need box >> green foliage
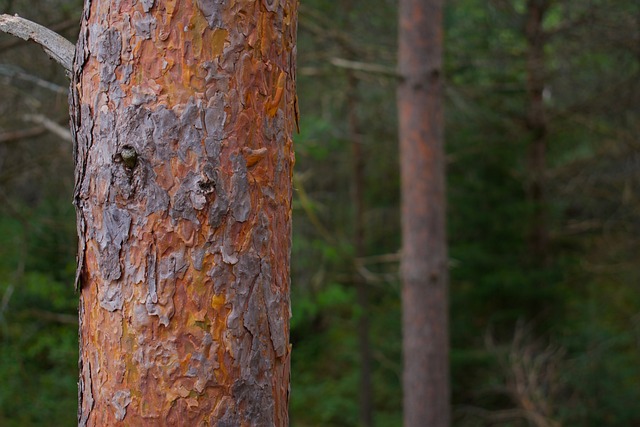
[0,200,77,426]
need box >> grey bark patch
[147,249,158,303]
[119,106,153,155]
[141,0,155,12]
[210,253,232,295]
[196,0,228,29]
[111,390,131,421]
[151,105,180,145]
[230,154,251,222]
[145,291,173,326]
[243,271,274,383]
[133,11,156,39]
[234,251,260,294]
[95,27,122,90]
[145,249,187,326]
[170,171,200,223]
[144,173,170,214]
[78,359,94,427]
[204,136,222,160]
[99,281,124,312]
[191,247,206,271]
[221,220,239,265]
[252,212,271,252]
[120,63,133,84]
[131,85,157,106]
[132,340,178,377]
[132,303,152,327]
[227,252,259,333]
[260,260,286,357]
[76,104,94,200]
[101,206,131,247]
[97,206,131,282]
[231,380,275,425]
[187,332,220,393]
[179,98,204,160]
[97,109,117,164]
[204,92,226,141]
[211,397,240,426]
[208,170,229,228]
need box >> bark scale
[397,0,450,426]
[70,0,298,425]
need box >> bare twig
[24,309,78,325]
[0,126,47,144]
[0,18,76,53]
[0,64,67,94]
[0,14,74,73]
[329,57,398,78]
[293,172,336,244]
[23,114,72,142]
[485,322,565,427]
[356,252,401,264]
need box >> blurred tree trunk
[397,0,449,426]
[347,73,374,427]
[525,0,549,264]
[70,1,298,425]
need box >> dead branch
[0,64,67,94]
[0,14,74,73]
[23,113,72,142]
[24,309,78,325]
[329,57,398,78]
[0,126,47,144]
[0,17,76,54]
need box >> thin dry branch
[0,64,68,94]
[329,57,398,78]
[0,14,74,73]
[23,114,73,142]
[0,18,76,53]
[24,309,78,325]
[0,126,47,144]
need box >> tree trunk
[347,73,374,427]
[525,0,549,264]
[397,0,450,426]
[70,1,298,425]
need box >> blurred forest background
[0,0,639,426]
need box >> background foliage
[0,0,638,425]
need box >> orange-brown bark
[70,1,298,425]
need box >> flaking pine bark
[70,1,298,425]
[1,0,298,425]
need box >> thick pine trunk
[70,1,298,425]
[398,0,449,426]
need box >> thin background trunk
[70,1,298,425]
[525,0,549,264]
[347,73,374,427]
[397,0,450,425]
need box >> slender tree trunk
[70,1,298,425]
[347,73,374,427]
[525,0,549,264]
[397,0,449,426]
